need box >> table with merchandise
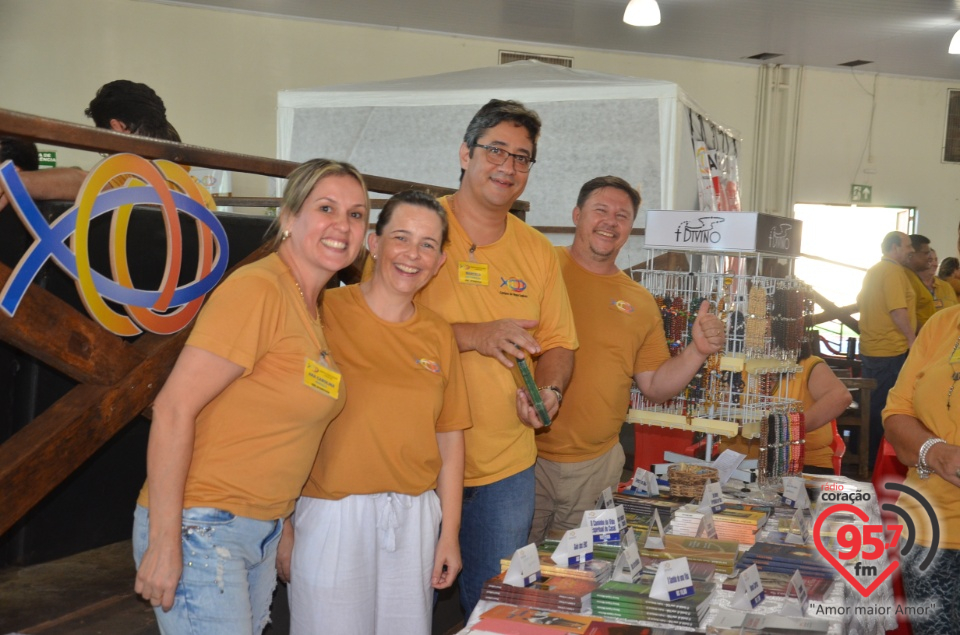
[458,474,897,635]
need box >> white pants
[289,491,441,635]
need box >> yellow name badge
[303,357,341,399]
[458,261,489,286]
[951,345,960,365]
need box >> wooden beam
[0,242,273,537]
[808,289,859,332]
[809,303,860,330]
[0,332,180,536]
[0,262,143,385]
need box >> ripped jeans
[133,505,283,635]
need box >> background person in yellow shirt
[415,99,578,618]
[937,256,960,296]
[906,234,945,331]
[857,230,915,469]
[925,248,958,314]
[530,176,724,543]
[280,191,471,635]
[132,159,369,634]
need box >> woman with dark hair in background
[938,256,960,296]
[720,334,851,474]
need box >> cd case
[511,356,551,427]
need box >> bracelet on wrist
[538,385,563,405]
[917,437,946,480]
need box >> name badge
[303,357,341,399]
[458,261,489,286]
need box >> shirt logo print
[499,277,528,293]
[611,299,634,314]
[416,358,442,374]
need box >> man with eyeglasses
[415,99,577,618]
[529,176,725,544]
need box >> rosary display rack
[628,210,809,483]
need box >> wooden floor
[0,540,465,635]
[0,541,156,635]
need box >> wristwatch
[917,437,946,479]
[538,385,563,405]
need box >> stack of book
[473,605,598,634]
[480,572,599,613]
[639,534,740,574]
[721,567,835,601]
[707,608,831,634]
[541,539,621,562]
[641,557,716,583]
[735,542,837,579]
[501,550,614,585]
[590,580,716,629]
[669,504,766,544]
[613,492,686,524]
[585,623,699,635]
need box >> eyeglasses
[472,144,536,172]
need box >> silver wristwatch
[917,437,946,479]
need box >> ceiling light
[623,0,661,27]
[950,29,960,54]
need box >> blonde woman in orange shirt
[132,159,369,635]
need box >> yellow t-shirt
[302,284,472,499]
[416,196,578,486]
[857,259,915,356]
[138,253,345,520]
[718,356,833,469]
[935,276,958,310]
[536,247,670,462]
[908,270,938,331]
[947,277,960,297]
[883,304,960,549]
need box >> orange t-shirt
[884,305,960,549]
[138,253,345,520]
[302,284,472,499]
[416,196,578,486]
[536,247,670,462]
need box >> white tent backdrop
[277,61,738,270]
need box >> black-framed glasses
[472,144,536,172]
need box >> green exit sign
[38,151,56,169]
[851,184,872,203]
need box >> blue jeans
[860,352,907,469]
[133,505,282,635]
[458,465,535,618]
